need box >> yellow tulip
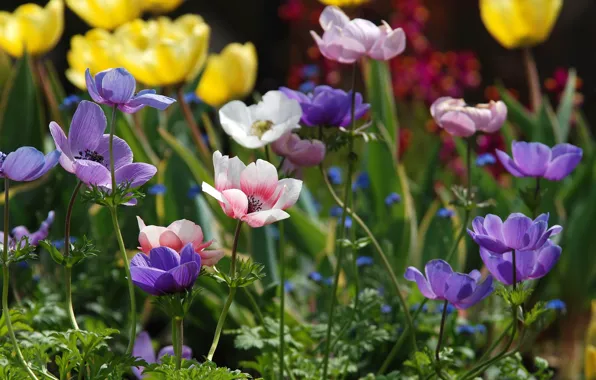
[196,42,258,107]
[65,29,120,90]
[114,15,210,87]
[66,0,143,30]
[143,0,185,13]
[319,0,370,6]
[587,346,596,380]
[480,0,562,49]
[0,0,63,58]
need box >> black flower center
[75,149,104,164]
[247,195,263,213]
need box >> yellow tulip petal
[66,0,142,30]
[196,55,233,107]
[143,0,185,13]
[586,345,596,380]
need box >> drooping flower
[219,91,302,149]
[480,240,561,285]
[201,151,302,228]
[66,0,142,30]
[468,213,562,254]
[196,42,258,107]
[271,132,326,176]
[0,0,63,57]
[480,0,562,49]
[130,244,202,296]
[132,331,192,379]
[0,147,60,182]
[49,101,157,194]
[136,217,224,267]
[311,6,406,63]
[496,141,583,181]
[142,0,185,13]
[430,97,507,137]
[404,259,494,310]
[86,68,176,114]
[1,211,55,249]
[279,85,369,127]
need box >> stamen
[247,195,264,213]
[75,149,105,164]
[250,120,274,138]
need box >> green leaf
[556,68,577,143]
[285,208,326,258]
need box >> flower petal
[157,345,192,361]
[502,213,533,250]
[404,266,437,299]
[199,249,225,267]
[221,188,249,219]
[443,273,476,307]
[94,135,133,170]
[158,231,184,252]
[85,68,104,103]
[149,246,180,271]
[511,141,551,177]
[529,243,561,279]
[483,214,505,241]
[438,111,476,137]
[130,253,152,268]
[468,229,511,254]
[74,160,111,186]
[96,68,136,104]
[240,160,279,203]
[68,101,107,155]
[26,150,61,181]
[495,149,525,177]
[115,163,157,188]
[179,243,202,267]
[2,147,45,181]
[480,248,513,285]
[167,219,204,247]
[242,209,290,228]
[130,266,165,296]
[272,178,302,210]
[133,331,157,364]
[458,275,494,309]
[154,261,199,293]
[319,5,349,30]
[543,143,583,181]
[49,121,73,161]
[424,259,453,299]
[126,90,176,112]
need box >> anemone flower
[430,97,507,137]
[0,147,59,182]
[132,331,192,379]
[0,211,55,249]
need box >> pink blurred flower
[272,132,326,176]
[202,151,303,228]
[136,217,224,266]
[430,97,507,137]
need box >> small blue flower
[330,206,343,218]
[344,216,352,229]
[445,303,456,314]
[17,261,30,269]
[474,324,487,334]
[59,94,82,110]
[308,271,323,283]
[324,277,333,285]
[327,167,342,185]
[456,324,476,335]
[437,208,455,218]
[299,81,316,93]
[385,192,402,206]
[545,299,566,311]
[284,280,295,293]
[301,64,320,78]
[356,256,374,267]
[476,153,497,167]
[148,184,166,195]
[187,184,201,199]
[381,304,392,314]
[352,172,370,191]
[52,237,77,250]
[183,92,201,105]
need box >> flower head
[476,153,496,167]
[86,68,176,114]
[280,85,369,127]
[437,208,455,218]
[356,256,373,267]
[385,192,401,206]
[469,213,562,254]
[196,42,258,107]
[132,331,192,379]
[271,132,326,176]
[201,151,302,227]
[130,244,202,296]
[142,0,185,13]
[327,166,342,185]
[137,217,223,266]
[0,146,59,182]
[67,0,141,30]
[308,271,323,282]
[405,259,494,309]
[1,211,55,249]
[430,97,507,137]
[311,6,406,63]
[352,172,370,191]
[545,299,566,311]
[219,91,302,149]
[480,240,561,285]
[496,141,582,181]
[0,0,63,57]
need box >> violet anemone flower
[271,132,325,177]
[480,240,562,285]
[130,243,201,296]
[468,213,562,254]
[201,151,303,228]
[430,97,507,137]
[0,211,55,248]
[404,259,494,310]
[496,141,582,181]
[132,331,192,379]
[50,101,156,196]
[86,68,176,114]
[0,147,59,182]
[279,85,369,127]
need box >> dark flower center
[75,149,104,164]
[247,195,263,213]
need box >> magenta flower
[50,101,156,194]
[480,240,561,286]
[404,259,493,310]
[468,213,562,255]
[496,141,583,181]
[86,68,176,114]
[279,85,369,127]
[271,132,325,176]
[130,243,201,296]
[132,331,192,379]
[201,151,302,228]
[430,97,507,137]
[0,147,59,182]
[1,211,54,248]
[310,6,406,63]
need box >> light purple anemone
[279,85,369,127]
[130,243,201,296]
[468,213,562,255]
[0,147,59,182]
[404,259,494,310]
[480,240,561,286]
[49,101,156,197]
[86,68,176,114]
[496,141,583,181]
[0,211,54,249]
[132,331,192,379]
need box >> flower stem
[34,59,62,126]
[533,177,541,218]
[172,317,184,370]
[279,220,285,380]
[436,300,449,362]
[176,87,211,163]
[64,181,83,331]
[207,221,243,361]
[2,180,39,380]
[512,251,517,291]
[522,47,542,113]
[109,106,118,193]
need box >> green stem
[444,211,470,265]
[533,178,541,218]
[466,137,472,201]
[436,300,449,362]
[64,181,83,331]
[2,180,39,379]
[476,321,513,364]
[265,145,272,162]
[207,221,243,361]
[173,317,183,370]
[244,287,265,325]
[109,106,117,194]
[279,221,285,380]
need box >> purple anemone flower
[50,101,156,195]
[496,141,582,181]
[86,68,176,114]
[480,240,561,286]
[0,211,54,248]
[130,243,201,296]
[279,85,369,127]
[468,213,562,255]
[132,331,192,379]
[0,147,59,182]
[404,259,493,310]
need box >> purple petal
[149,247,180,271]
[443,273,476,306]
[179,243,202,267]
[130,253,151,267]
[68,101,107,155]
[49,122,73,160]
[74,160,111,186]
[424,259,453,299]
[133,331,157,364]
[2,147,44,181]
[502,213,533,250]
[471,216,486,234]
[438,111,476,137]
[94,135,133,171]
[529,243,561,279]
[115,163,157,188]
[522,221,547,250]
[458,275,494,309]
[511,141,551,177]
[130,266,165,296]
[544,144,583,181]
[26,150,60,181]
[468,230,511,254]
[157,345,192,361]
[85,69,105,104]
[153,262,199,294]
[339,92,369,126]
[404,266,437,299]
[468,270,481,282]
[279,87,310,103]
[480,248,513,285]
[495,149,525,177]
[483,214,505,240]
[96,68,136,104]
[124,90,176,113]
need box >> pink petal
[368,23,406,61]
[199,249,225,267]
[240,160,279,203]
[159,230,184,251]
[438,111,476,137]
[167,219,204,247]
[342,19,381,52]
[273,178,303,210]
[222,189,249,219]
[319,5,349,30]
[242,209,290,228]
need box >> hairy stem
[173,317,184,370]
[436,300,449,362]
[279,221,286,380]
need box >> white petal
[273,178,303,210]
[201,182,224,202]
[219,100,252,139]
[319,5,350,30]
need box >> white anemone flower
[218,90,302,149]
